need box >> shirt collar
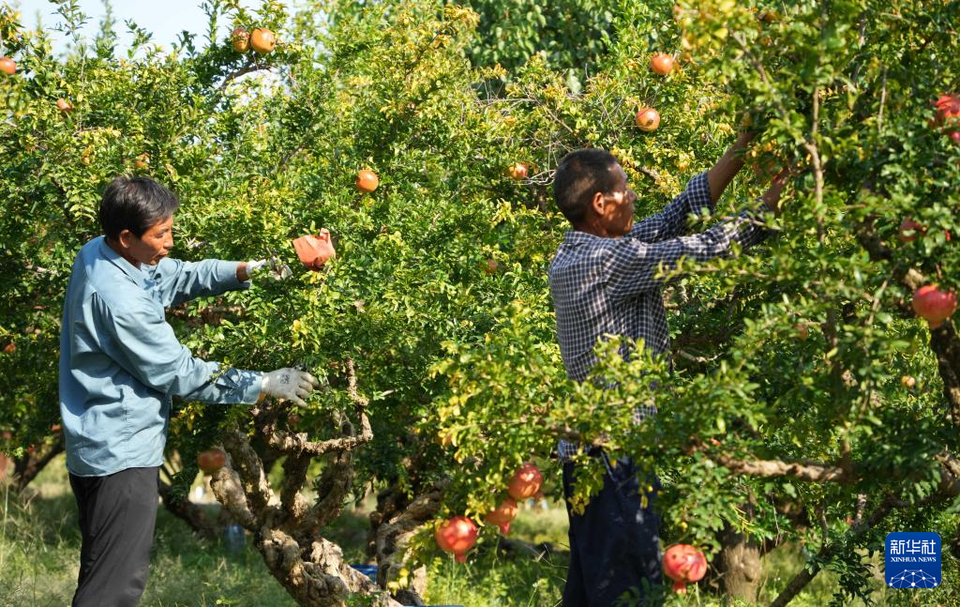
[97,236,147,287]
[563,229,607,245]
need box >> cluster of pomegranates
[231,27,277,55]
[434,462,542,563]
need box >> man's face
[122,215,174,267]
[597,164,636,237]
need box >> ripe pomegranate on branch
[663,544,707,593]
[434,516,478,563]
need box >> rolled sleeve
[95,293,262,404]
[150,258,249,308]
[629,171,713,243]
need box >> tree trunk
[715,524,762,603]
[372,481,448,604]
[204,360,403,606]
[158,477,221,541]
[13,438,63,492]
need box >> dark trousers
[562,456,663,606]
[69,466,160,607]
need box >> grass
[1,456,958,606]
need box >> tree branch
[222,428,275,517]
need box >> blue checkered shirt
[549,172,770,460]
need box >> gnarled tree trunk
[12,434,63,492]
[371,481,448,605]
[715,524,762,603]
[208,359,402,607]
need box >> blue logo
[885,532,941,589]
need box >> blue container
[349,564,378,581]
[223,524,245,554]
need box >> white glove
[247,259,268,276]
[261,368,318,407]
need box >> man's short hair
[99,176,180,240]
[553,149,621,225]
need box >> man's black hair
[553,149,621,225]
[99,176,180,240]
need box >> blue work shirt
[59,236,263,477]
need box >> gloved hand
[261,368,318,407]
[246,259,268,276]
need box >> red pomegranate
[912,285,958,329]
[663,544,707,593]
[898,217,925,243]
[507,463,542,500]
[356,169,379,193]
[485,498,518,535]
[435,516,478,563]
[933,94,960,141]
[197,448,226,473]
[292,229,336,270]
[650,53,675,76]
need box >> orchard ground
[1,455,957,607]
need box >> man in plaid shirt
[549,133,787,605]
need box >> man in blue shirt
[549,135,788,605]
[60,176,326,607]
